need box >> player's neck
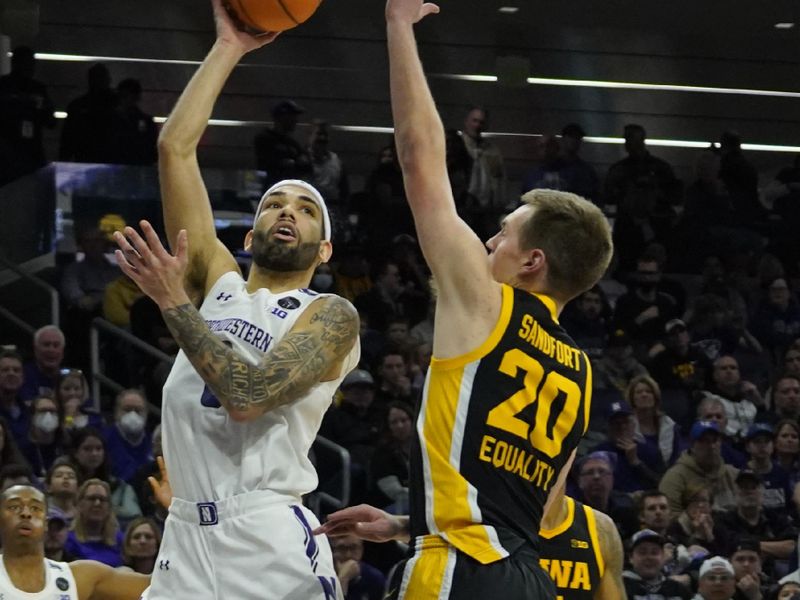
[3,550,46,592]
[246,267,312,295]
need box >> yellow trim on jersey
[584,505,605,577]
[401,538,450,600]
[532,292,559,324]
[583,352,593,434]
[539,496,576,539]
[430,284,514,371]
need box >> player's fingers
[147,476,159,495]
[113,230,142,262]
[325,505,377,523]
[175,229,189,265]
[420,3,440,18]
[125,226,156,263]
[114,249,140,278]
[140,220,169,260]
[157,455,168,481]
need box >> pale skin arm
[592,511,627,600]
[158,0,278,302]
[114,221,359,422]
[312,504,410,544]
[386,0,501,357]
[72,561,149,600]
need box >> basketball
[226,0,322,33]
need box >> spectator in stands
[19,325,65,401]
[104,389,151,483]
[374,351,413,408]
[659,420,738,515]
[574,451,639,539]
[695,556,737,600]
[783,344,800,379]
[103,272,144,329]
[592,400,661,492]
[0,349,30,445]
[368,401,412,513]
[44,506,77,562]
[696,395,746,468]
[688,294,761,358]
[0,415,27,470]
[121,516,161,574]
[558,123,600,203]
[408,341,431,400]
[384,317,414,357]
[69,427,141,527]
[334,246,372,303]
[730,538,772,600]
[623,529,692,600]
[560,285,611,360]
[521,134,564,193]
[389,234,430,323]
[65,478,124,567]
[650,319,709,398]
[666,484,729,557]
[59,63,117,163]
[364,143,411,243]
[254,99,311,189]
[0,463,34,490]
[354,260,410,333]
[751,277,800,362]
[718,470,796,562]
[130,425,161,518]
[55,368,103,438]
[773,420,800,476]
[775,581,800,599]
[45,457,78,522]
[108,78,158,165]
[639,490,672,537]
[705,356,762,439]
[330,533,386,600]
[719,131,763,227]
[628,374,681,472]
[18,394,64,478]
[592,328,649,397]
[308,120,349,207]
[0,46,56,185]
[742,424,791,518]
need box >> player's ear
[244,230,254,252]
[520,248,546,275]
[318,240,333,263]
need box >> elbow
[157,128,192,158]
[395,135,446,173]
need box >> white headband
[254,180,331,241]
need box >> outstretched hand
[213,0,280,54]
[386,0,440,24]
[312,504,408,543]
[113,220,190,309]
[148,456,173,511]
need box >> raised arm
[158,0,278,302]
[385,1,498,318]
[114,222,359,422]
[72,560,149,600]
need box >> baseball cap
[699,556,734,578]
[341,369,375,389]
[272,99,305,117]
[254,179,332,241]
[631,529,664,550]
[735,469,762,487]
[665,319,687,334]
[607,329,631,348]
[744,423,774,442]
[690,420,720,441]
[732,537,761,555]
[608,400,633,419]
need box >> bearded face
[250,228,321,272]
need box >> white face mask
[33,412,59,434]
[119,411,146,437]
[312,274,334,291]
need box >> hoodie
[658,450,739,515]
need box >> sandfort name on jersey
[206,317,273,352]
[518,314,582,372]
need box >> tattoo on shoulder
[310,297,359,351]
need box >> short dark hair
[624,123,646,138]
[0,464,34,490]
[638,490,668,512]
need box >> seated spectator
[623,529,692,600]
[783,344,800,379]
[121,516,161,574]
[730,538,773,600]
[354,260,413,334]
[774,581,800,598]
[384,317,414,357]
[659,421,738,515]
[592,329,649,397]
[688,294,762,358]
[408,341,431,400]
[666,484,730,557]
[753,276,800,361]
[55,368,103,438]
[592,400,661,492]
[718,470,796,562]
[695,556,737,600]
[18,394,65,479]
[0,463,34,491]
[330,533,386,600]
[0,415,27,470]
[254,99,311,189]
[765,375,800,425]
[65,478,124,567]
[104,389,151,483]
[639,490,672,538]
[70,427,142,527]
[0,349,31,449]
[697,395,747,468]
[649,319,709,400]
[368,401,413,513]
[573,451,639,539]
[742,424,791,517]
[374,351,414,407]
[44,457,78,522]
[773,420,800,477]
[308,121,349,207]
[334,246,372,304]
[19,325,66,401]
[705,355,762,439]
[560,285,611,360]
[44,506,78,562]
[628,375,681,472]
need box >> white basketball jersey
[0,557,79,599]
[161,271,360,502]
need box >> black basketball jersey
[539,497,604,600]
[409,284,592,564]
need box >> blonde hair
[519,189,613,301]
[122,516,162,565]
[626,375,663,410]
[72,478,119,547]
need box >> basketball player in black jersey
[364,1,614,597]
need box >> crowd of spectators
[5,51,800,600]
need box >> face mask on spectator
[119,411,146,437]
[312,274,334,291]
[34,412,59,433]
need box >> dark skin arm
[72,561,149,600]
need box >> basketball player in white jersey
[0,484,149,599]
[110,2,360,598]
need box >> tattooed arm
[113,220,359,422]
[162,295,358,421]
